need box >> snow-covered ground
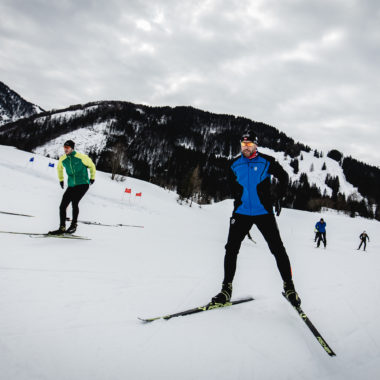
[0,144,379,380]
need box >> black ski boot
[283,280,301,307]
[66,223,77,234]
[48,226,66,235]
[211,282,233,305]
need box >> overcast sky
[1,0,379,165]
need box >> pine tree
[177,171,192,204]
[327,149,343,162]
[325,174,340,200]
[110,142,126,180]
[177,165,202,206]
[189,165,202,206]
[375,204,380,221]
[290,158,299,174]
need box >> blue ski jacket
[315,221,326,233]
[229,152,289,216]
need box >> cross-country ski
[0,210,34,217]
[66,218,144,228]
[282,292,336,357]
[139,297,254,322]
[0,230,90,240]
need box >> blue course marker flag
[29,157,34,162]
[49,163,55,168]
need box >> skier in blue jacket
[211,132,301,307]
[315,218,327,248]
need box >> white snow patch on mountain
[34,106,99,125]
[34,121,112,158]
[259,147,361,199]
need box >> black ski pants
[358,239,367,251]
[223,213,293,284]
[59,184,89,226]
[317,232,326,248]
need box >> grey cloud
[1,0,379,165]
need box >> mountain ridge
[0,86,378,220]
[0,81,44,126]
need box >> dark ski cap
[241,132,258,145]
[64,140,75,149]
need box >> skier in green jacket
[49,140,96,235]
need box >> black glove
[90,179,95,185]
[60,181,64,189]
[274,199,282,216]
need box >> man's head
[240,132,258,158]
[320,218,324,223]
[63,140,75,155]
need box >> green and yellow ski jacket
[57,151,96,187]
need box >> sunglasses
[241,141,255,147]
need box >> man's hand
[60,181,64,189]
[90,179,95,185]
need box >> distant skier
[49,140,96,235]
[210,132,301,307]
[357,231,370,251]
[315,218,327,248]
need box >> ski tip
[234,296,254,303]
[138,317,160,323]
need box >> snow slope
[259,147,361,199]
[0,145,380,380]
